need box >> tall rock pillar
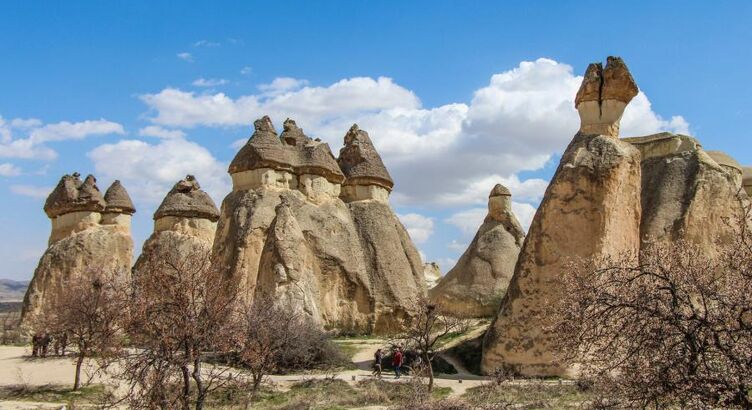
[430,184,525,318]
[482,57,643,376]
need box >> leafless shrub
[391,299,469,391]
[29,269,128,390]
[119,241,238,410]
[549,213,752,408]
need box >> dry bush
[227,295,339,393]
[0,309,23,345]
[550,216,752,408]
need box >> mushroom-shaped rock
[430,184,524,318]
[575,56,638,137]
[154,175,220,222]
[43,173,106,218]
[103,180,136,215]
[229,116,293,175]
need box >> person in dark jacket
[372,348,383,378]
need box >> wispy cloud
[10,184,51,199]
[0,163,21,177]
[240,66,252,75]
[176,52,194,62]
[192,78,229,88]
[193,40,220,47]
[138,126,186,139]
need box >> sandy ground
[0,340,490,408]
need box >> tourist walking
[393,346,404,379]
[372,348,383,378]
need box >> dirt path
[0,341,491,405]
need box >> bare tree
[393,299,468,392]
[549,224,752,408]
[121,241,238,410]
[31,269,128,390]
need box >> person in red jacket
[392,346,404,379]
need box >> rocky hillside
[0,279,28,303]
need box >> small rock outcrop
[213,118,425,334]
[626,138,747,250]
[134,175,220,274]
[482,57,643,376]
[430,184,525,318]
[423,262,442,289]
[744,167,752,197]
[22,174,135,323]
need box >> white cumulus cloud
[0,116,125,160]
[88,137,230,206]
[397,213,434,244]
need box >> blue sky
[1,1,750,280]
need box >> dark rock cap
[153,175,220,222]
[337,124,394,190]
[103,180,136,215]
[44,173,106,218]
[228,116,345,183]
[575,56,638,107]
[489,184,511,197]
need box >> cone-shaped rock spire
[103,180,136,215]
[338,124,394,190]
[154,175,220,221]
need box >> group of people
[31,331,67,358]
[372,346,419,379]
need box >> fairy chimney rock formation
[430,184,525,318]
[575,56,638,137]
[23,174,135,324]
[483,57,643,376]
[213,117,425,334]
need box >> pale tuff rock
[629,139,746,250]
[430,184,524,318]
[423,262,442,289]
[482,57,642,376]
[744,167,752,197]
[575,56,638,137]
[706,150,744,188]
[213,118,424,333]
[22,174,135,325]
